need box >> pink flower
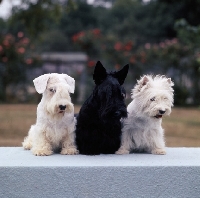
[165,39,171,45]
[17,47,25,54]
[72,34,79,42]
[3,40,10,47]
[21,38,30,45]
[124,41,133,51]
[171,38,178,44]
[115,64,120,70]
[2,57,8,62]
[5,34,14,41]
[130,55,136,64]
[124,45,132,51]
[18,32,24,38]
[145,43,151,49]
[25,58,33,65]
[114,42,123,51]
[159,42,165,48]
[92,29,101,36]
[0,45,3,53]
[72,32,85,42]
[153,44,158,50]
[78,31,85,37]
[88,60,95,67]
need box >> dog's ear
[140,75,149,86]
[115,64,129,85]
[93,61,107,84]
[167,78,174,87]
[64,74,75,93]
[33,74,50,94]
[135,75,150,93]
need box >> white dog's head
[132,75,174,119]
[33,73,75,116]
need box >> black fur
[75,61,129,155]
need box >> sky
[0,0,21,19]
[0,0,12,18]
[0,0,96,19]
[0,0,114,19]
[0,0,150,19]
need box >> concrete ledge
[0,147,200,198]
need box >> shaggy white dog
[116,75,174,155]
[22,73,78,156]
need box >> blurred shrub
[0,32,39,102]
[72,26,200,106]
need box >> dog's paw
[22,137,32,150]
[151,148,166,155]
[61,147,79,155]
[22,142,32,150]
[31,149,53,156]
[115,148,130,155]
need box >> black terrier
[75,61,129,155]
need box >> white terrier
[116,75,174,155]
[22,73,78,156]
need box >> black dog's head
[93,61,129,122]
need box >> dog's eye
[122,93,126,98]
[150,97,155,101]
[49,88,56,93]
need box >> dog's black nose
[59,105,66,110]
[115,111,121,117]
[159,110,166,114]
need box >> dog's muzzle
[154,110,166,119]
[115,109,127,119]
[58,105,67,113]
[59,105,66,110]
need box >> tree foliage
[0,32,39,101]
[8,0,77,38]
[1,0,200,105]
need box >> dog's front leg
[22,125,34,150]
[150,132,166,155]
[150,142,166,155]
[30,127,53,156]
[151,148,166,155]
[115,146,130,155]
[115,131,132,155]
[61,130,79,155]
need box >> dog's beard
[137,98,171,119]
[154,114,163,119]
[154,108,171,119]
[46,101,74,117]
[147,107,171,119]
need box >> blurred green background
[0,0,200,147]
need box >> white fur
[116,75,174,155]
[22,73,78,156]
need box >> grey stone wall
[1,147,200,198]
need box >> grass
[163,107,200,147]
[0,104,200,147]
[0,104,80,146]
